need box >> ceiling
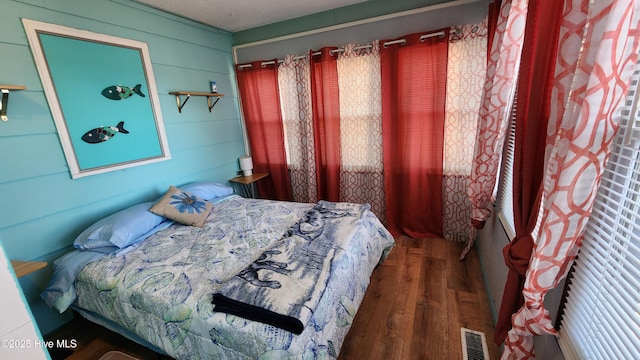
[135,0,368,32]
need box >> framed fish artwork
[22,19,171,178]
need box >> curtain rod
[237,31,446,69]
[231,0,482,64]
[232,0,481,53]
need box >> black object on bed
[211,293,305,334]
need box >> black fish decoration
[102,84,145,100]
[82,121,129,144]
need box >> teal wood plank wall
[1,0,244,335]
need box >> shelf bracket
[174,94,191,113]
[207,96,221,112]
[0,85,26,121]
[1,90,8,121]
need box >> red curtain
[494,0,563,345]
[310,48,341,202]
[380,31,448,238]
[236,61,292,201]
[487,0,503,61]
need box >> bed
[42,182,395,359]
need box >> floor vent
[461,327,490,360]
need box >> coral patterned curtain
[236,61,292,201]
[494,0,563,345]
[443,21,488,242]
[467,0,528,228]
[462,0,529,259]
[380,31,449,238]
[503,0,640,358]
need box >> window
[336,48,383,172]
[556,61,640,359]
[496,90,517,240]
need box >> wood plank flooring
[45,236,500,360]
[338,236,501,359]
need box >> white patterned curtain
[278,55,317,203]
[336,42,385,222]
[443,21,488,242]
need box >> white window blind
[496,90,517,240]
[624,61,640,145]
[557,62,640,359]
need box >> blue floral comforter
[73,195,395,359]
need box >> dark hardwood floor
[46,236,500,359]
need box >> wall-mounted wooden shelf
[169,91,224,113]
[11,260,47,278]
[1,85,27,121]
[0,85,27,91]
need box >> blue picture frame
[22,19,171,178]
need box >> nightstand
[11,260,47,278]
[229,173,269,198]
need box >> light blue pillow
[73,201,168,251]
[179,182,233,200]
[40,249,106,313]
